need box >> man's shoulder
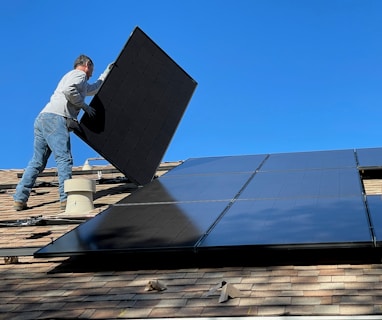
[62,69,87,83]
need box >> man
[13,54,113,211]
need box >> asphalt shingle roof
[1,163,382,319]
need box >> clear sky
[1,0,381,169]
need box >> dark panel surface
[118,172,252,204]
[164,154,267,176]
[240,168,362,199]
[200,196,371,247]
[365,195,382,241]
[356,148,382,168]
[260,149,356,172]
[35,149,381,258]
[76,27,197,185]
[35,201,230,256]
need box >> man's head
[74,54,94,79]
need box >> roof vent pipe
[82,157,105,170]
[64,178,96,214]
[82,159,93,170]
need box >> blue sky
[1,0,381,169]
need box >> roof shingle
[1,163,382,319]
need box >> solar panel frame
[35,201,231,256]
[117,172,253,204]
[356,148,382,169]
[164,154,268,176]
[199,196,372,247]
[260,149,356,172]
[364,195,382,241]
[239,168,363,200]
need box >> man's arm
[62,72,96,116]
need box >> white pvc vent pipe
[64,178,96,214]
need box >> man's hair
[73,54,94,69]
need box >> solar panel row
[36,148,382,257]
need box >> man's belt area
[65,117,80,132]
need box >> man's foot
[13,201,27,211]
[60,201,67,210]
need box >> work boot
[13,201,27,211]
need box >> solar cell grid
[117,172,253,204]
[200,196,371,247]
[164,154,267,176]
[364,195,382,241]
[239,168,363,200]
[356,148,382,169]
[260,149,356,172]
[35,149,378,258]
[35,201,231,256]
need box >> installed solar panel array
[35,148,382,258]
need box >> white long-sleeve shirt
[41,69,102,119]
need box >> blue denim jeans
[14,112,73,203]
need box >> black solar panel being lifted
[35,148,382,259]
[75,26,197,185]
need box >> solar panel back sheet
[75,27,197,185]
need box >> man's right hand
[98,62,114,81]
[83,105,96,117]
